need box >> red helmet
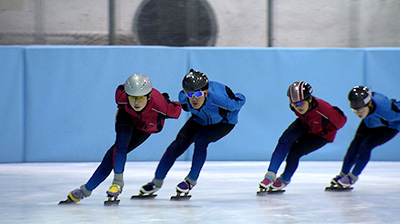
[287,81,313,103]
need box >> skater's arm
[152,89,182,119]
[213,86,246,112]
[328,106,347,130]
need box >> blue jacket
[363,92,400,131]
[179,81,246,125]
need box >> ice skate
[170,180,193,201]
[59,188,85,204]
[325,175,353,191]
[257,178,286,195]
[270,177,289,192]
[104,184,121,206]
[131,182,159,199]
[338,175,356,188]
[331,175,343,186]
[257,176,281,195]
[259,176,274,189]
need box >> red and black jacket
[115,85,182,133]
[292,97,347,142]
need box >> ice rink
[1,161,399,224]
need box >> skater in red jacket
[60,73,182,204]
[259,81,347,192]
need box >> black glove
[162,92,171,103]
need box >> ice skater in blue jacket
[331,86,400,188]
[139,69,246,196]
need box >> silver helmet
[124,73,152,96]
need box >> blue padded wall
[1,46,399,162]
[24,46,188,162]
[0,47,25,162]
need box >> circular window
[133,0,217,46]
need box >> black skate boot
[171,180,194,201]
[131,182,160,199]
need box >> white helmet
[124,74,152,96]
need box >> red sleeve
[115,84,128,108]
[318,98,347,130]
[151,89,182,119]
[328,106,347,130]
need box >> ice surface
[1,161,399,224]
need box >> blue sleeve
[213,85,245,112]
[375,94,400,122]
[179,90,189,111]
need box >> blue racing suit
[341,92,400,176]
[154,81,245,183]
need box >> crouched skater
[138,69,245,199]
[330,86,400,189]
[60,74,182,204]
[259,81,347,193]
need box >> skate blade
[104,199,120,206]
[58,198,75,204]
[257,188,285,196]
[325,185,353,191]
[104,194,120,206]
[58,196,78,205]
[170,193,191,201]
[131,194,157,199]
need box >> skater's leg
[340,122,369,174]
[268,119,305,174]
[280,134,328,182]
[350,127,398,176]
[85,145,116,191]
[154,118,199,181]
[109,125,151,196]
[187,123,234,181]
[112,128,151,188]
[84,110,140,191]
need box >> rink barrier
[1,46,399,162]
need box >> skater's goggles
[187,90,205,98]
[291,100,305,107]
[351,106,368,113]
[128,95,147,102]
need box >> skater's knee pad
[80,185,92,197]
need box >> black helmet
[287,81,313,103]
[182,69,209,92]
[348,86,372,109]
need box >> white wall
[0,0,399,47]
